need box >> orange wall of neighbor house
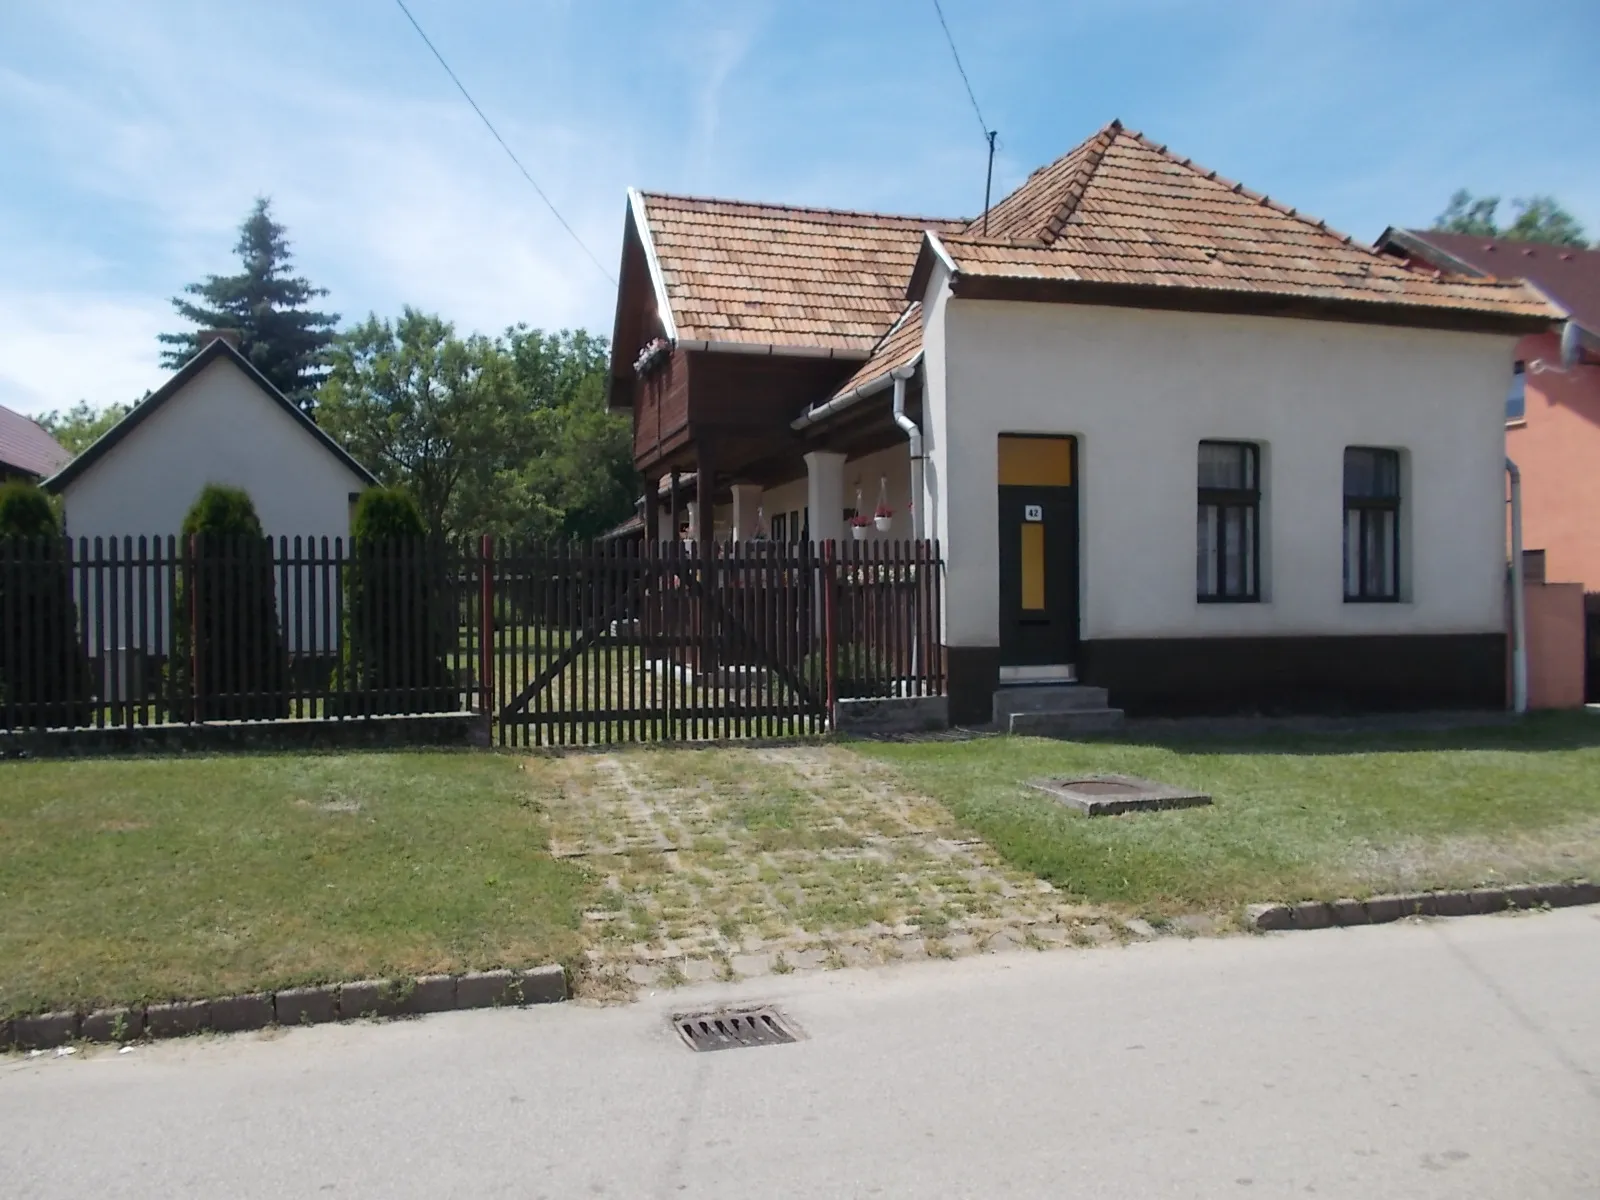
[1506,331,1600,591]
[1517,582,1587,710]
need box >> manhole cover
[1067,779,1142,796]
[673,1006,799,1052]
[1028,774,1212,816]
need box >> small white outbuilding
[45,333,375,543]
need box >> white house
[608,120,1559,724]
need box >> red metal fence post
[823,539,838,729]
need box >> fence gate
[489,541,833,746]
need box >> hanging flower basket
[873,476,893,531]
[848,513,873,541]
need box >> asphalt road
[4,908,1598,1199]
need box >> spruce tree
[158,198,339,409]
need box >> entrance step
[1006,708,1125,737]
[993,684,1111,721]
[993,684,1124,737]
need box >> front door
[996,435,1078,668]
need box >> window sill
[1506,418,1528,429]
[1343,596,1404,605]
[1197,595,1261,605]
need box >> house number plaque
[1024,504,1043,522]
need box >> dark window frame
[1506,361,1527,424]
[1196,440,1261,603]
[1343,446,1402,603]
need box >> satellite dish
[1560,320,1582,370]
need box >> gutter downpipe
[1507,456,1528,715]
[890,364,923,540]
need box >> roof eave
[1374,227,1494,280]
[628,188,679,343]
[906,230,961,301]
[947,274,1559,336]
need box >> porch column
[643,477,662,545]
[803,450,846,546]
[730,484,763,543]
[694,441,717,549]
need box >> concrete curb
[2,964,568,1052]
[1248,880,1597,933]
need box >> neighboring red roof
[915,121,1556,327]
[0,404,71,479]
[637,193,964,351]
[1383,231,1600,334]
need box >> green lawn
[858,713,1600,916]
[0,752,590,1017]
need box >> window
[1343,447,1401,602]
[1196,441,1260,601]
[770,513,787,543]
[1506,361,1526,423]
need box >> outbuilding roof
[45,338,377,492]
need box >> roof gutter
[791,351,922,431]
[676,340,869,359]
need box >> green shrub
[339,487,456,714]
[802,640,890,701]
[0,482,94,727]
[167,484,288,721]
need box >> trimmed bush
[167,484,288,721]
[0,482,95,727]
[339,487,456,715]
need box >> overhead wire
[392,0,616,285]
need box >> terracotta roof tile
[943,122,1554,321]
[831,303,923,398]
[639,193,965,350]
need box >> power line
[392,0,616,286]
[930,0,990,140]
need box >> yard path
[528,744,1117,996]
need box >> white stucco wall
[57,356,370,654]
[59,356,367,544]
[922,292,1517,649]
[757,442,913,542]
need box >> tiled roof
[0,404,71,479]
[1383,230,1600,334]
[638,193,965,351]
[931,121,1555,322]
[831,303,923,398]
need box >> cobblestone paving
[528,745,1137,998]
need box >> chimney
[198,328,243,351]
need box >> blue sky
[2,0,1596,416]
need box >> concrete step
[992,684,1111,723]
[1007,708,1125,738]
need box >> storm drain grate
[673,1006,798,1052]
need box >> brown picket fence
[0,535,944,745]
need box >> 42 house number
[1024,504,1043,522]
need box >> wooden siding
[632,348,692,468]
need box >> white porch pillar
[681,501,698,546]
[730,484,763,542]
[803,451,846,546]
